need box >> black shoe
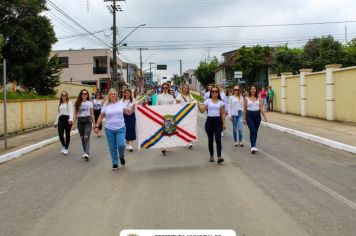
[217,158,224,164]
[112,164,118,170]
[129,148,133,152]
[161,149,166,155]
[209,157,215,162]
[120,158,125,166]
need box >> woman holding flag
[157,82,176,155]
[176,84,194,149]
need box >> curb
[262,122,356,155]
[0,130,79,164]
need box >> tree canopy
[0,0,58,94]
[194,57,219,87]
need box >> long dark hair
[248,84,259,99]
[58,91,69,111]
[75,89,89,113]
[209,85,222,100]
[123,89,133,103]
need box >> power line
[48,0,111,48]
[121,20,356,29]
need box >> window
[58,57,69,68]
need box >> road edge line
[262,122,356,155]
[0,130,79,164]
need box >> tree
[171,74,184,86]
[343,38,356,67]
[0,0,57,94]
[232,45,272,85]
[36,55,62,95]
[303,36,345,71]
[272,46,304,75]
[194,57,219,87]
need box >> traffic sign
[234,71,242,79]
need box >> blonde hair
[104,88,119,106]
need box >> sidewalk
[266,112,356,147]
[0,127,58,156]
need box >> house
[183,69,202,92]
[51,48,139,93]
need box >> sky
[47,0,356,80]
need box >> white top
[93,99,103,110]
[220,92,228,108]
[157,93,176,105]
[204,99,225,117]
[122,99,135,109]
[246,97,260,111]
[228,96,244,116]
[176,93,194,104]
[54,101,73,125]
[78,101,93,117]
[101,101,126,130]
[204,91,210,100]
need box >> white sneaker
[234,142,239,146]
[128,145,133,152]
[251,147,258,154]
[239,142,244,147]
[63,149,69,155]
[82,153,89,161]
[221,132,224,137]
[61,147,65,154]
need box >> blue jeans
[105,127,126,165]
[246,110,261,148]
[232,110,243,143]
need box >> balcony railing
[93,67,108,74]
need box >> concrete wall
[334,67,356,123]
[269,65,356,123]
[270,77,281,112]
[305,73,326,119]
[286,76,300,115]
[0,99,76,136]
[56,82,96,98]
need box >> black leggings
[58,115,72,149]
[93,109,102,130]
[205,117,223,157]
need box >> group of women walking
[55,83,268,170]
[54,88,136,170]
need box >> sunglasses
[233,89,240,91]
[82,93,88,95]
[162,87,168,89]
[211,90,219,93]
[61,94,67,96]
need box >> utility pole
[3,59,8,150]
[138,48,148,92]
[179,59,182,76]
[345,24,348,44]
[105,0,124,90]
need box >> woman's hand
[243,118,247,125]
[222,124,226,131]
[94,127,99,134]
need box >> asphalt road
[1,114,356,236]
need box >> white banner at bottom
[120,230,237,236]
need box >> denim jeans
[231,110,243,143]
[105,127,126,166]
[77,117,92,154]
[246,110,261,148]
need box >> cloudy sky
[47,0,356,79]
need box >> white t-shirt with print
[204,99,225,117]
[122,99,135,109]
[101,101,126,130]
[78,101,93,117]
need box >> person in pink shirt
[259,88,267,111]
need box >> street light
[118,23,146,45]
